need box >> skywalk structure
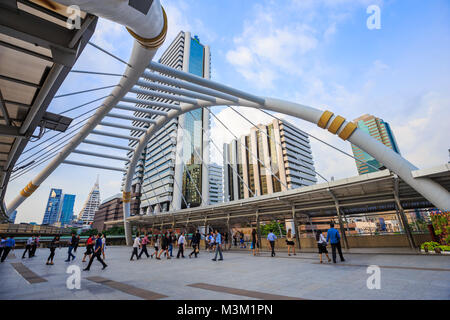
[3,0,450,248]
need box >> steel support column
[256,209,262,250]
[328,189,349,249]
[394,176,416,249]
[292,205,301,250]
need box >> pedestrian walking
[156,232,170,260]
[239,231,246,248]
[130,233,141,261]
[1,236,15,263]
[286,229,296,256]
[22,236,33,259]
[209,231,216,252]
[176,232,186,258]
[316,231,331,263]
[233,232,237,247]
[151,234,160,258]
[138,233,150,258]
[211,230,223,261]
[223,232,229,251]
[65,232,77,262]
[168,232,174,257]
[189,230,201,258]
[101,234,106,260]
[73,235,80,253]
[83,234,107,271]
[267,229,277,257]
[326,223,345,263]
[251,229,260,256]
[32,235,40,257]
[82,235,94,262]
[46,236,60,265]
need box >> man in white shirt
[22,236,33,259]
[176,232,186,258]
[130,233,141,261]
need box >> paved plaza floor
[0,246,449,300]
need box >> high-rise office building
[351,114,401,175]
[59,194,76,226]
[209,164,223,204]
[127,31,211,214]
[223,119,317,201]
[78,178,101,226]
[9,210,17,223]
[42,188,62,225]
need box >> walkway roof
[0,0,97,221]
[107,165,450,229]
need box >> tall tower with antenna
[78,175,101,227]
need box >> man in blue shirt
[1,236,15,263]
[267,230,277,257]
[212,230,223,261]
[326,223,345,263]
[83,233,107,271]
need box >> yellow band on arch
[317,111,334,129]
[126,7,168,50]
[20,182,39,198]
[123,191,132,203]
[338,122,357,141]
[327,116,346,134]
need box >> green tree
[260,221,286,237]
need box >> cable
[54,85,116,99]
[208,107,288,192]
[16,105,100,167]
[258,109,381,172]
[228,106,328,182]
[186,110,255,198]
[88,41,131,67]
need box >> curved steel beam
[6,0,167,215]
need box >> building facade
[9,210,17,223]
[351,114,401,175]
[127,31,211,214]
[59,194,76,226]
[78,178,101,227]
[92,193,140,232]
[223,119,317,201]
[42,188,62,225]
[209,164,223,204]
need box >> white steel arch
[120,63,450,244]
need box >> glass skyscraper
[351,114,401,175]
[59,194,76,226]
[128,31,211,214]
[42,188,62,225]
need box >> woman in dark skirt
[251,229,260,256]
[286,229,296,256]
[82,235,94,262]
[316,231,331,263]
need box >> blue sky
[6,0,450,223]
